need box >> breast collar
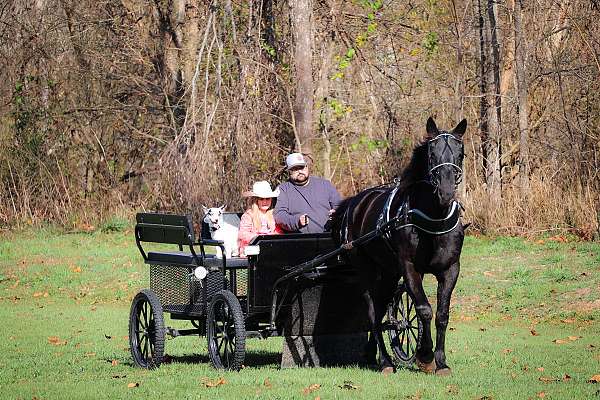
[376,182,462,237]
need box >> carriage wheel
[385,282,423,367]
[206,290,246,370]
[129,289,165,369]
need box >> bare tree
[291,0,314,155]
[513,0,530,194]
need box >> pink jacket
[237,212,282,255]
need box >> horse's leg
[433,262,460,376]
[404,263,435,373]
[362,288,395,372]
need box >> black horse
[331,117,467,375]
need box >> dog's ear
[202,205,208,215]
[220,204,227,211]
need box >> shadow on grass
[164,350,281,368]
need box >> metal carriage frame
[129,212,422,370]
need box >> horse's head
[425,117,467,208]
[202,205,226,232]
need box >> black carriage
[129,212,422,370]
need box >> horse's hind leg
[404,264,435,373]
[363,289,395,373]
[433,262,460,375]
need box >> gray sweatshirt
[274,176,342,233]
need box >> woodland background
[1,0,599,237]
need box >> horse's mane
[397,139,429,193]
[331,138,430,238]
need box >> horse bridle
[426,133,463,189]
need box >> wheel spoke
[137,308,146,330]
[223,338,230,362]
[142,336,149,358]
[141,302,148,326]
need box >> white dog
[202,205,239,259]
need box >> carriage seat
[146,251,249,269]
[136,212,248,270]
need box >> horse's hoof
[381,366,395,376]
[435,368,452,376]
[416,358,436,374]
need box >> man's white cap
[285,152,307,170]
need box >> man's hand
[299,214,309,227]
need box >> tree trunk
[291,0,314,156]
[513,0,530,194]
[485,0,502,204]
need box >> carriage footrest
[166,327,201,337]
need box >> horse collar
[400,201,461,235]
[377,186,461,236]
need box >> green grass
[1,230,599,399]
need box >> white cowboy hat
[243,181,280,198]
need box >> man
[274,152,342,233]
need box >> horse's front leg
[404,263,435,373]
[434,262,460,375]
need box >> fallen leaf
[84,352,96,357]
[537,367,545,372]
[201,377,226,388]
[127,382,139,388]
[479,327,486,332]
[539,376,559,383]
[104,334,112,339]
[263,378,272,388]
[72,266,82,273]
[303,383,321,395]
[502,348,512,354]
[563,374,571,381]
[537,391,546,398]
[553,338,569,344]
[338,381,359,390]
[568,336,581,341]
[111,360,119,366]
[47,336,67,346]
[33,292,44,297]
[446,384,459,394]
[536,240,545,245]
[406,391,422,400]
[589,374,600,383]
[112,375,126,379]
[530,329,539,336]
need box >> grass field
[0,227,599,399]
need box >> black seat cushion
[147,251,200,266]
[147,251,249,269]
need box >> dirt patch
[566,299,600,312]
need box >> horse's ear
[426,117,438,138]
[452,119,467,138]
[202,205,208,214]
[220,204,227,211]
